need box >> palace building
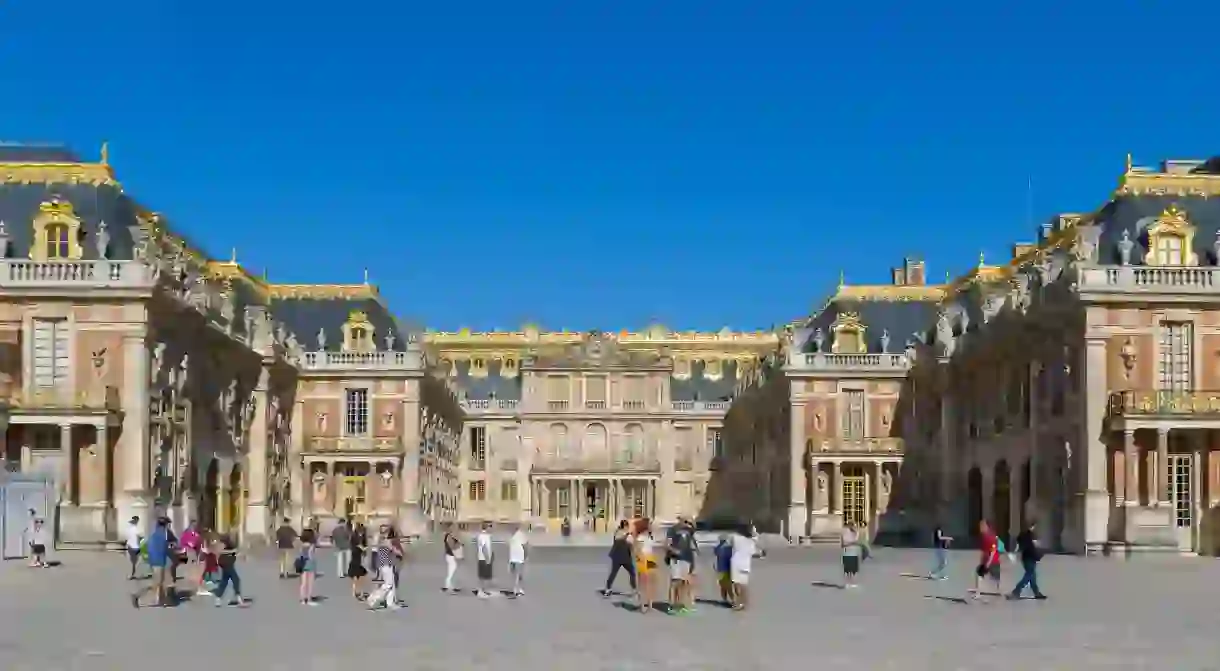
[0,144,462,545]
[427,327,777,530]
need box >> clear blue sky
[2,2,1215,331]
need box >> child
[29,519,49,568]
[714,534,734,607]
[197,534,221,595]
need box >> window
[469,426,486,470]
[836,330,861,354]
[623,376,645,409]
[471,358,486,377]
[45,223,70,259]
[500,481,518,501]
[1159,322,1192,391]
[585,375,606,407]
[502,358,517,375]
[1155,235,1184,266]
[707,428,724,459]
[469,480,486,501]
[343,388,369,436]
[547,376,569,409]
[842,390,865,440]
[31,318,69,389]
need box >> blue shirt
[714,542,732,573]
[146,527,170,567]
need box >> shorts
[477,560,493,581]
[670,559,691,581]
[31,544,45,555]
[637,559,655,575]
[842,555,860,575]
[717,572,732,590]
[976,563,1001,580]
[731,567,750,586]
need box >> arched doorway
[201,460,219,532]
[966,467,983,541]
[993,461,1011,546]
[228,464,243,537]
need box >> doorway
[841,465,868,528]
[585,481,608,532]
[1168,454,1197,552]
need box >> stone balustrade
[787,352,911,372]
[1109,390,1220,417]
[304,436,404,453]
[1078,265,1220,294]
[460,399,520,414]
[670,400,731,412]
[0,260,154,288]
[808,437,904,457]
[300,350,423,372]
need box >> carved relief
[1119,337,1137,382]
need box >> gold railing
[9,386,121,410]
[808,437,904,456]
[305,436,404,453]
[1109,390,1220,417]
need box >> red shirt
[979,531,999,566]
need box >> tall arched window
[549,423,568,459]
[584,423,607,463]
[624,423,645,462]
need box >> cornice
[0,161,117,186]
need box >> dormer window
[830,312,867,354]
[341,310,376,352]
[45,223,71,259]
[31,198,83,261]
[674,357,691,379]
[705,358,724,380]
[1144,204,1197,267]
[502,357,518,377]
[471,357,487,377]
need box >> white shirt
[508,531,527,564]
[124,523,142,550]
[476,531,493,562]
[731,533,756,573]
[638,533,655,558]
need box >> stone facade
[0,145,461,544]
[429,327,777,530]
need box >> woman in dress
[348,524,369,600]
[633,518,657,613]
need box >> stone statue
[385,333,396,351]
[0,220,9,258]
[881,469,892,495]
[813,328,826,352]
[880,329,890,353]
[175,354,189,395]
[275,322,287,345]
[151,343,166,385]
[935,310,953,353]
[316,328,327,350]
[219,291,235,324]
[815,471,828,509]
[1119,229,1135,266]
[316,412,327,433]
[286,333,298,350]
[95,221,110,260]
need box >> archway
[966,467,983,541]
[201,460,219,532]
[228,464,243,537]
[993,460,1012,545]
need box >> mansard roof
[267,285,407,352]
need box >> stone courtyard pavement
[1,546,1218,670]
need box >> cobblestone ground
[1,546,1218,670]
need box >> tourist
[28,519,49,568]
[442,523,463,593]
[366,534,402,610]
[730,523,757,611]
[713,534,733,607]
[124,516,143,580]
[130,517,172,608]
[508,524,528,597]
[475,522,495,598]
[633,518,657,613]
[275,518,298,579]
[841,521,863,588]
[929,521,952,581]
[195,531,220,596]
[667,516,696,614]
[179,521,203,565]
[389,527,406,600]
[602,519,636,598]
[973,520,1001,602]
[332,518,352,578]
[297,532,318,606]
[1007,520,1048,601]
[348,525,369,601]
[212,533,247,607]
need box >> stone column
[788,401,809,538]
[1155,428,1169,505]
[244,368,271,543]
[59,423,73,504]
[658,419,675,522]
[831,461,843,516]
[118,332,151,530]
[809,460,825,513]
[96,423,110,505]
[397,398,424,534]
[1123,430,1139,505]
[1078,338,1111,554]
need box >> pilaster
[788,402,809,537]
[117,331,150,531]
[1078,337,1111,554]
[243,367,271,543]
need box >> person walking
[713,534,733,607]
[123,516,143,580]
[475,522,496,599]
[297,532,319,606]
[211,533,247,607]
[929,522,952,580]
[508,525,528,597]
[195,531,220,596]
[275,518,298,579]
[633,519,657,613]
[366,535,402,610]
[602,519,636,598]
[28,519,50,568]
[130,517,172,608]
[442,523,463,593]
[348,527,369,601]
[667,516,696,614]
[332,519,352,579]
[1007,520,1048,601]
[730,523,757,611]
[841,522,863,588]
[973,520,1002,602]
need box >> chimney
[904,257,926,286]
[891,266,906,286]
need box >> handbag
[293,555,307,574]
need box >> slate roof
[268,294,407,352]
[670,359,739,402]
[797,297,938,354]
[0,143,83,163]
[450,360,524,401]
[1094,193,1220,266]
[0,182,140,260]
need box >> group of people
[125,515,245,609]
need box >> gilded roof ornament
[100,141,110,166]
[1125,152,1133,173]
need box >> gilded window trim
[341,310,376,352]
[830,312,867,354]
[30,198,84,261]
[1144,204,1198,266]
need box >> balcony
[1109,390,1220,418]
[499,457,518,471]
[299,350,423,372]
[460,399,519,414]
[531,450,661,474]
[9,386,121,412]
[807,437,904,456]
[671,400,731,412]
[304,436,405,454]
[0,260,154,289]
[622,400,646,410]
[547,400,569,411]
[585,400,606,410]
[1078,266,1220,295]
[786,352,911,373]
